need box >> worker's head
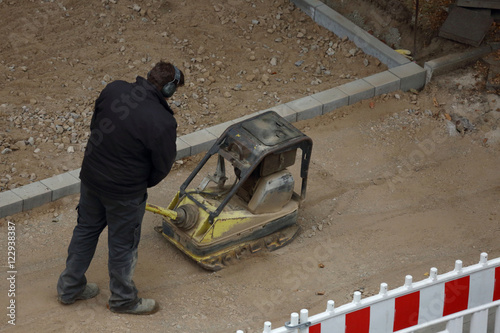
[147,61,185,98]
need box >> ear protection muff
[161,66,180,98]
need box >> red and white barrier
[240,253,500,333]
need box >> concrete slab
[456,0,500,10]
[389,62,426,91]
[311,88,349,114]
[205,120,235,139]
[263,104,298,123]
[286,96,323,121]
[311,3,410,68]
[179,129,217,156]
[337,79,375,105]
[363,71,401,96]
[176,137,191,160]
[0,190,23,218]
[11,182,52,212]
[40,172,80,201]
[493,9,500,20]
[439,6,493,47]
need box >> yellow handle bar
[145,203,178,220]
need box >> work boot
[110,298,159,315]
[58,283,100,305]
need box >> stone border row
[0,60,426,218]
[291,0,412,69]
[5,0,496,219]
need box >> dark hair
[147,61,185,92]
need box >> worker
[57,61,184,315]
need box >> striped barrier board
[245,252,500,333]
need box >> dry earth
[0,0,387,190]
[1,1,500,333]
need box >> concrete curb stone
[0,190,23,218]
[175,137,191,160]
[39,172,80,201]
[389,62,427,91]
[286,96,323,121]
[0,0,432,219]
[232,110,265,123]
[300,0,411,68]
[338,79,375,105]
[424,44,494,83]
[290,0,324,19]
[263,104,298,123]
[206,120,236,139]
[312,88,349,115]
[68,168,81,180]
[178,129,217,156]
[363,71,401,96]
[11,182,52,212]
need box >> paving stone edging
[424,42,500,83]
[291,0,412,69]
[0,0,442,219]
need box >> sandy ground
[1,1,500,332]
[0,0,388,190]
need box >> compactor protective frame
[147,111,312,270]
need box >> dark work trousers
[57,183,147,310]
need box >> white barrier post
[429,267,438,281]
[258,253,500,333]
[326,300,335,312]
[353,291,362,304]
[404,275,413,288]
[263,321,271,333]
[300,309,309,333]
[454,260,463,272]
[479,252,488,265]
[290,312,299,333]
[379,282,388,296]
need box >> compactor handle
[145,203,178,220]
[145,203,199,230]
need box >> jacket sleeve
[147,122,177,188]
[90,90,105,130]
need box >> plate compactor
[146,111,313,271]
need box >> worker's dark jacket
[80,76,177,200]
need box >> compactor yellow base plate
[156,222,301,271]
